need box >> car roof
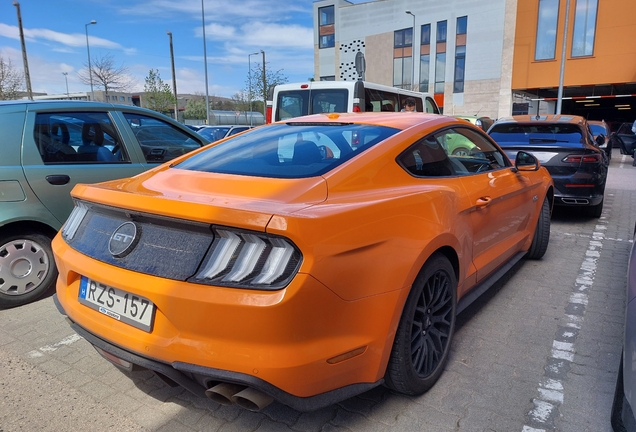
[496,114,586,126]
[0,99,168,116]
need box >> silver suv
[0,100,208,307]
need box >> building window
[434,21,447,94]
[319,6,335,49]
[419,24,431,92]
[454,46,466,93]
[535,0,559,60]
[394,28,413,89]
[437,20,447,43]
[571,0,598,57]
[435,53,446,94]
[454,16,467,93]
[457,16,467,35]
[320,76,336,81]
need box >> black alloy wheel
[385,253,456,395]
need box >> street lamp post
[167,31,178,121]
[248,52,259,126]
[260,50,266,117]
[201,0,210,124]
[85,20,97,101]
[62,72,69,99]
[405,10,416,91]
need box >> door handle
[46,175,70,185]
[476,197,492,208]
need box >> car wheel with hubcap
[526,197,550,259]
[384,253,456,395]
[0,232,57,308]
[452,147,470,156]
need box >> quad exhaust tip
[205,382,274,411]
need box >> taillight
[192,227,302,290]
[561,153,601,163]
[62,201,90,240]
[266,106,272,124]
[353,105,361,113]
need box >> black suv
[488,115,608,217]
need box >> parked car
[612,221,636,431]
[197,125,252,143]
[588,119,612,161]
[184,124,204,132]
[611,122,636,163]
[453,115,495,132]
[53,112,553,412]
[0,100,209,308]
[488,115,608,217]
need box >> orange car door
[446,128,537,282]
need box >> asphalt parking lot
[0,150,634,432]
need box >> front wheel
[384,253,456,395]
[0,232,57,308]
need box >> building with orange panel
[313,0,636,122]
[512,0,636,121]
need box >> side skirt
[456,251,526,314]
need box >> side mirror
[595,134,605,146]
[512,151,540,172]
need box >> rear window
[589,124,607,137]
[276,89,349,121]
[489,123,584,146]
[175,123,399,178]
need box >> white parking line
[523,200,609,430]
[27,333,82,358]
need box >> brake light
[192,227,302,290]
[266,106,272,124]
[561,154,601,163]
[353,105,361,113]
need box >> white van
[266,80,440,123]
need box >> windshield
[175,123,399,178]
[489,123,584,146]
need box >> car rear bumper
[551,177,605,207]
[52,235,402,409]
[53,294,381,412]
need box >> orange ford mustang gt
[53,112,554,412]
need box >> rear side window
[175,123,399,178]
[398,127,508,177]
[123,113,202,163]
[489,123,584,146]
[34,112,129,164]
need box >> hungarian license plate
[78,277,155,332]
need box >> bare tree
[245,62,288,113]
[0,56,24,100]
[77,53,135,99]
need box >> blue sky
[0,0,330,98]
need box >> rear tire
[588,197,604,218]
[0,232,57,308]
[526,197,550,259]
[384,253,456,395]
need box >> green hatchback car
[0,100,209,307]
